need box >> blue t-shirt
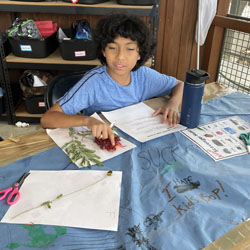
[59,65,177,116]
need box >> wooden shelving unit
[0,0,160,124]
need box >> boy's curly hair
[92,13,155,71]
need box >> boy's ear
[102,50,106,57]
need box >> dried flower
[94,135,123,152]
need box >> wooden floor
[204,220,250,250]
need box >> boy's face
[102,36,141,85]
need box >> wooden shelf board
[6,49,152,67]
[6,49,101,65]
[0,0,153,9]
[15,102,43,118]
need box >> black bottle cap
[185,69,210,84]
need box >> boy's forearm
[40,111,90,129]
[168,80,184,108]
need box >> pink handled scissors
[0,172,30,205]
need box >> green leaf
[62,127,104,168]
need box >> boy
[40,14,183,146]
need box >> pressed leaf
[62,128,104,168]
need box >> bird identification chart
[102,102,186,143]
[1,170,122,231]
[181,116,250,161]
[47,113,136,168]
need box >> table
[0,82,230,167]
[0,88,250,250]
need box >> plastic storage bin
[8,32,58,58]
[0,84,23,114]
[0,97,5,115]
[117,0,154,5]
[0,88,6,115]
[2,34,11,56]
[59,38,97,60]
[24,95,46,114]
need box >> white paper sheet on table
[46,113,136,168]
[1,170,122,231]
[181,116,250,161]
[102,102,186,143]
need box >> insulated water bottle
[180,69,210,128]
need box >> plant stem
[11,173,111,220]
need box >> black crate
[8,32,58,58]
[0,84,23,114]
[11,83,23,109]
[62,0,109,4]
[24,95,46,114]
[3,35,11,56]
[0,96,6,115]
[59,38,97,60]
[0,32,11,56]
[4,39,11,56]
[117,0,153,5]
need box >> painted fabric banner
[0,92,250,250]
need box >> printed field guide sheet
[47,113,136,168]
[1,170,122,231]
[181,116,250,161]
[102,102,186,143]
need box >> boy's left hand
[152,101,179,127]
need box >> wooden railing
[203,0,250,83]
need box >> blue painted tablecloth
[0,92,250,250]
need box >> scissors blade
[7,172,30,205]
[15,172,30,186]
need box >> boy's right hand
[86,117,115,146]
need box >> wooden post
[176,0,197,80]
[156,0,199,81]
[202,0,230,83]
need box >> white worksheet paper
[181,116,250,161]
[47,113,136,168]
[1,170,122,231]
[102,102,186,142]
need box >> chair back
[45,72,85,109]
